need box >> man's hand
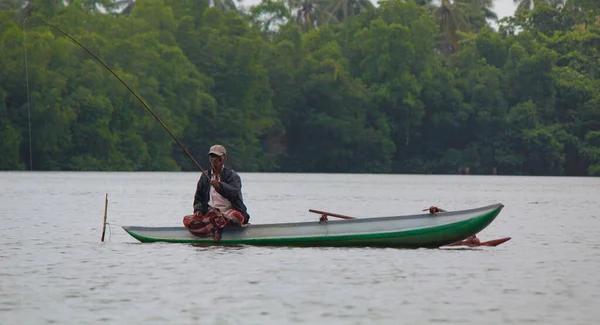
[210,179,220,190]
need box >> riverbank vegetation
[1,0,599,175]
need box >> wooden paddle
[309,207,441,220]
[308,209,356,220]
[311,206,446,219]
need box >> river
[1,172,599,324]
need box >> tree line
[0,0,599,175]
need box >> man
[183,144,250,239]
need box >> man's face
[209,154,225,170]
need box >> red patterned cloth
[183,208,245,243]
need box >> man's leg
[223,209,245,225]
[183,214,214,236]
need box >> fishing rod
[24,17,210,180]
[26,17,249,224]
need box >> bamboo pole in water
[101,193,108,242]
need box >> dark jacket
[193,167,250,223]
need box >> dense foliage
[0,0,599,175]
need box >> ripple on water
[1,173,600,325]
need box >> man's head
[208,144,227,157]
[208,144,227,172]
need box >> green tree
[582,131,600,175]
[176,8,277,171]
[0,89,24,170]
[504,42,557,115]
[282,27,394,172]
[248,0,291,37]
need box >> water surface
[1,172,599,324]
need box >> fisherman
[183,144,250,240]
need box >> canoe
[122,203,505,248]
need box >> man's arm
[217,171,242,202]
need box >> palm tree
[547,0,565,7]
[211,0,238,11]
[322,0,373,24]
[514,0,533,9]
[0,0,22,10]
[433,0,470,55]
[113,0,238,16]
[460,0,497,20]
[456,0,497,31]
[415,0,433,5]
[513,0,565,10]
[287,0,329,30]
[0,0,61,17]
[106,0,134,15]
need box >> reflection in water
[0,172,599,325]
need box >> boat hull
[122,203,504,248]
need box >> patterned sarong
[183,208,245,243]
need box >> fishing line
[22,17,210,179]
[22,17,33,171]
[106,222,112,241]
[23,18,248,234]
[103,223,131,242]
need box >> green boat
[122,203,505,248]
